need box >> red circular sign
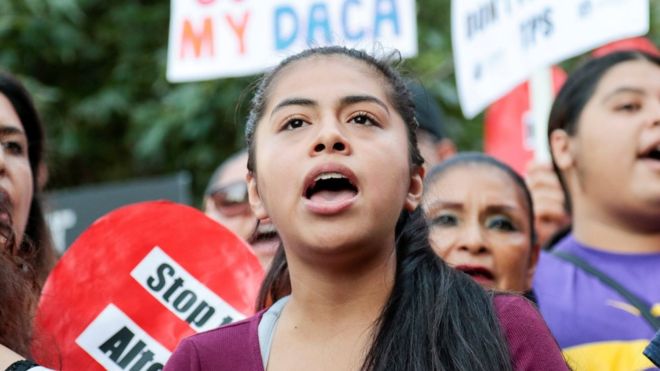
[33,201,264,370]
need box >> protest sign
[33,201,264,370]
[452,0,649,118]
[166,0,417,82]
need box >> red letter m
[180,17,214,59]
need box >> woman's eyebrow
[270,98,317,118]
[484,204,520,214]
[339,95,390,114]
[426,200,463,214]
[0,125,26,136]
[601,86,645,103]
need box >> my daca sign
[166,0,418,82]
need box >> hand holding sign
[33,201,264,370]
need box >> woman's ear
[247,172,269,220]
[550,129,575,172]
[404,166,425,212]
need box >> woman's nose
[456,224,489,255]
[310,121,351,156]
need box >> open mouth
[248,222,280,255]
[250,222,279,244]
[252,230,278,243]
[454,265,495,284]
[640,145,660,162]
[0,192,14,245]
[304,172,358,202]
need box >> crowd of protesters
[1,42,660,371]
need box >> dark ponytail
[256,243,289,310]
[364,208,512,371]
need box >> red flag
[484,67,567,174]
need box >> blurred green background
[1,0,658,204]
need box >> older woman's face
[423,165,537,292]
[0,93,33,249]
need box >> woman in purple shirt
[166,46,567,371]
[534,50,660,370]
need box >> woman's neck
[265,241,397,371]
[284,241,397,326]
[573,204,660,254]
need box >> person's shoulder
[493,293,555,336]
[164,313,264,371]
[187,313,261,343]
[493,294,537,320]
[196,312,263,338]
[493,294,570,371]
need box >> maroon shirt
[164,295,568,370]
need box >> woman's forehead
[592,59,660,99]
[428,165,527,208]
[266,54,391,103]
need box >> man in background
[203,150,279,270]
[407,80,457,170]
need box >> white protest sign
[452,0,650,119]
[76,304,171,371]
[167,0,417,82]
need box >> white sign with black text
[76,304,171,371]
[131,246,245,332]
[452,0,649,118]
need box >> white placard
[167,0,418,82]
[452,0,650,118]
[76,304,171,371]
[131,246,245,332]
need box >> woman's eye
[283,118,307,130]
[430,213,458,227]
[2,141,25,155]
[349,113,378,126]
[615,102,642,112]
[486,216,516,232]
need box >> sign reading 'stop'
[452,0,649,118]
[166,0,418,82]
[33,201,264,370]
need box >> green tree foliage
[1,0,248,201]
[0,0,659,202]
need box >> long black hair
[246,46,512,371]
[548,51,660,213]
[0,248,38,357]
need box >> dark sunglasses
[207,181,250,217]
